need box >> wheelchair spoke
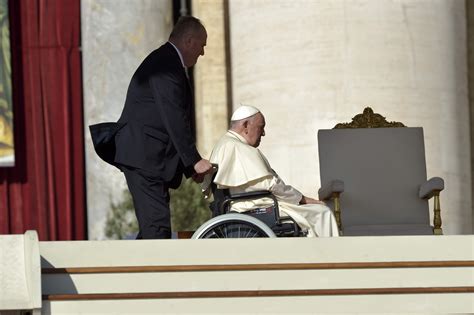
[247,229,260,238]
[244,228,253,238]
[251,230,260,238]
[215,226,224,238]
[215,226,226,238]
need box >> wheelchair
[192,176,307,239]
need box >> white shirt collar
[168,41,185,68]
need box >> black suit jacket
[90,42,201,188]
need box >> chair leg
[332,192,342,231]
[433,191,443,235]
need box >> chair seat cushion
[343,224,433,236]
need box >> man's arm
[148,67,212,177]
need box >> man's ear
[184,34,193,47]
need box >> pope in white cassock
[207,105,339,237]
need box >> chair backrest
[318,108,432,235]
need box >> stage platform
[1,232,474,314]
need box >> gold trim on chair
[433,191,443,235]
[332,192,342,231]
[334,107,405,129]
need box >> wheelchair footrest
[272,223,302,237]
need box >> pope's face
[246,113,266,147]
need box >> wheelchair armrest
[221,191,279,216]
[419,177,444,199]
[318,180,344,200]
[229,190,274,200]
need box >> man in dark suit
[90,16,212,239]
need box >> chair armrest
[318,180,344,200]
[419,177,444,199]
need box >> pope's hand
[194,159,213,175]
[300,195,326,205]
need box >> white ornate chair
[318,107,443,236]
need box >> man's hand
[192,173,205,183]
[194,159,213,175]
[300,195,326,205]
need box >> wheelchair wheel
[192,213,277,239]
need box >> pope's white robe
[207,130,339,237]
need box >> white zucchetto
[230,105,261,121]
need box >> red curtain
[0,0,86,240]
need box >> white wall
[229,0,471,234]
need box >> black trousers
[122,167,172,239]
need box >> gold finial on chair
[334,107,405,129]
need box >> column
[192,0,230,158]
